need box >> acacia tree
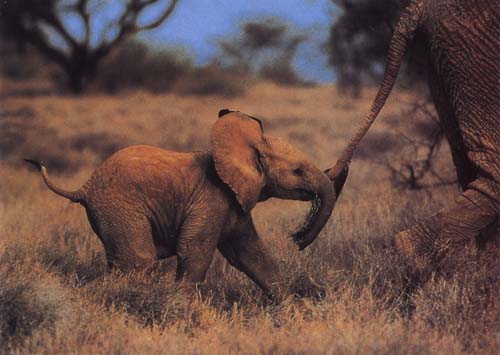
[217,19,307,85]
[1,0,180,93]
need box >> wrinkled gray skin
[330,0,499,270]
[27,110,346,301]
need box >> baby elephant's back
[83,145,199,206]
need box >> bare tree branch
[75,0,91,47]
[135,0,179,31]
[40,10,79,48]
[1,0,181,93]
[98,0,179,53]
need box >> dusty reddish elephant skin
[26,111,343,301]
[330,0,499,271]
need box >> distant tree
[217,19,307,85]
[0,0,180,93]
[327,0,426,97]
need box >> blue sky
[143,0,338,82]
[61,0,339,82]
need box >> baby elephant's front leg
[218,219,285,302]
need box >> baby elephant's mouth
[259,186,315,202]
[294,188,316,201]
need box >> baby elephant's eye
[293,168,305,176]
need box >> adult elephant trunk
[329,0,426,176]
[292,172,337,250]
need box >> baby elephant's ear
[211,111,266,213]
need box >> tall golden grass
[0,82,498,353]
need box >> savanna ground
[0,80,498,354]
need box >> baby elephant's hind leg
[86,207,157,271]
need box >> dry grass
[0,82,498,354]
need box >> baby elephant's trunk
[291,172,336,250]
[292,164,349,250]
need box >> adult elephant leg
[397,75,500,269]
[218,218,284,301]
[427,63,477,191]
[396,179,499,272]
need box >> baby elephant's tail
[24,159,84,203]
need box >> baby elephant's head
[212,109,336,250]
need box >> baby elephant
[27,110,339,300]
